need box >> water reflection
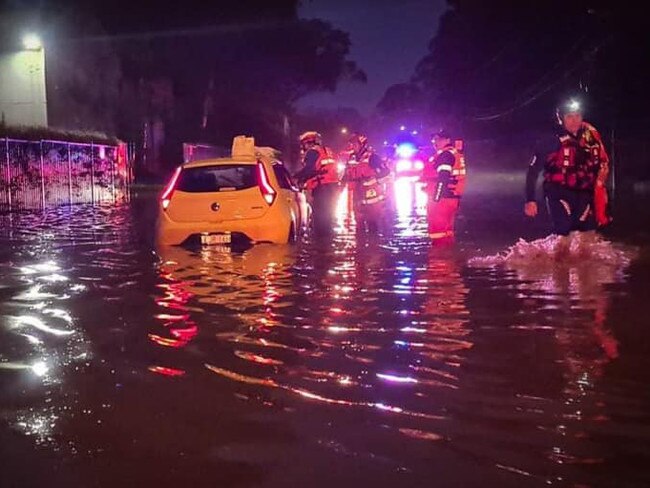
[0,196,646,487]
[465,236,633,485]
[150,184,475,456]
[0,205,145,453]
[511,256,622,474]
[0,255,90,445]
[394,177,428,220]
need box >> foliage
[380,0,650,136]
[0,123,119,145]
[1,1,363,169]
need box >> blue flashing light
[395,143,417,159]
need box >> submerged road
[1,179,649,487]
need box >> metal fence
[0,138,132,212]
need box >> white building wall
[0,50,48,127]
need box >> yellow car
[156,144,310,246]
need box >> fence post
[67,143,73,205]
[5,138,11,210]
[111,145,116,203]
[127,142,134,202]
[90,142,95,205]
[39,140,46,209]
[610,128,616,202]
[129,142,135,189]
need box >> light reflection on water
[0,188,648,487]
[0,254,90,445]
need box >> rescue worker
[295,131,340,234]
[525,99,611,236]
[344,133,390,232]
[423,130,466,242]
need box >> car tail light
[257,161,276,205]
[161,166,182,210]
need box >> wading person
[525,99,611,237]
[423,130,466,243]
[295,131,340,235]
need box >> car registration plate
[200,232,232,245]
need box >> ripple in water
[1,192,649,487]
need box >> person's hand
[524,201,538,218]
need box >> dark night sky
[298,0,446,115]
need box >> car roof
[183,157,282,169]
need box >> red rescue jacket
[544,122,609,191]
[304,146,339,190]
[345,151,386,206]
[424,143,466,198]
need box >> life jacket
[544,122,607,191]
[345,151,386,206]
[304,145,339,190]
[425,142,466,198]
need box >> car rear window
[176,164,257,192]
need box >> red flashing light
[257,161,276,205]
[161,166,182,210]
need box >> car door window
[273,164,297,191]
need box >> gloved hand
[434,181,445,202]
[293,174,306,190]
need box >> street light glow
[22,33,43,50]
[340,127,348,135]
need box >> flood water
[1,180,649,488]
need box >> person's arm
[525,133,557,202]
[433,151,455,202]
[525,154,544,202]
[524,133,557,217]
[294,149,320,183]
[369,153,390,179]
[524,154,543,218]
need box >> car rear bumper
[156,209,292,245]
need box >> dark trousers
[354,200,386,233]
[544,182,596,236]
[312,183,340,235]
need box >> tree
[200,19,364,148]
[404,0,650,136]
[1,1,363,171]
[376,83,429,137]
[294,106,366,142]
[377,83,424,119]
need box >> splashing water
[469,232,635,268]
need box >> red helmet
[299,131,322,147]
